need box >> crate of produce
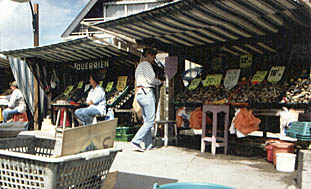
[287,122,311,136]
[115,134,135,142]
[0,136,121,188]
[116,126,140,135]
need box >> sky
[0,0,89,51]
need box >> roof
[95,0,311,59]
[0,56,9,69]
[0,37,140,66]
[61,0,99,38]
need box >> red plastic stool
[13,112,28,122]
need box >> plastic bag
[176,106,189,128]
[233,108,261,135]
[132,94,142,122]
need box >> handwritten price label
[267,66,285,82]
[117,76,128,91]
[202,74,223,86]
[105,81,114,92]
[64,85,74,96]
[77,81,84,89]
[240,54,252,68]
[188,78,201,90]
[251,71,268,83]
[224,69,241,89]
[212,57,222,71]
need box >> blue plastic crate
[287,122,311,136]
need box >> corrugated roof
[0,56,9,69]
[95,0,311,57]
[0,37,140,65]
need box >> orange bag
[233,108,261,135]
[189,107,212,129]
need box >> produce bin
[0,137,121,188]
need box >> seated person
[0,81,27,123]
[75,74,106,125]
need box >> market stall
[1,37,140,129]
[93,0,311,149]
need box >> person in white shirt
[75,74,106,125]
[131,48,163,151]
[0,81,27,123]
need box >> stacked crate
[286,122,311,141]
[115,126,140,142]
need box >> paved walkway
[110,141,298,189]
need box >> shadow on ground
[107,171,177,189]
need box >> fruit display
[174,77,311,106]
[107,86,134,108]
[285,79,311,104]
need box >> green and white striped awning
[95,0,310,57]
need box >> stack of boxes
[115,125,140,142]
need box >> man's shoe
[131,142,145,152]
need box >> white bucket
[276,153,296,172]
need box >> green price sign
[267,66,285,83]
[64,85,74,96]
[202,74,223,86]
[99,81,103,87]
[240,54,252,68]
[77,81,84,89]
[188,78,201,90]
[251,71,268,83]
[105,81,114,92]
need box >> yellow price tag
[188,78,201,90]
[77,81,84,89]
[202,74,223,86]
[64,85,74,96]
[251,71,268,83]
[240,54,252,68]
[106,81,114,92]
[117,76,128,91]
[99,81,103,87]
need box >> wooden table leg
[164,123,168,147]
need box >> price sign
[188,78,201,90]
[267,66,285,82]
[77,81,84,89]
[240,54,252,68]
[105,81,114,92]
[202,74,223,86]
[251,71,268,84]
[64,85,74,96]
[224,69,241,89]
[117,76,128,91]
[212,57,222,71]
[99,81,103,87]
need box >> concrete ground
[109,141,298,189]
